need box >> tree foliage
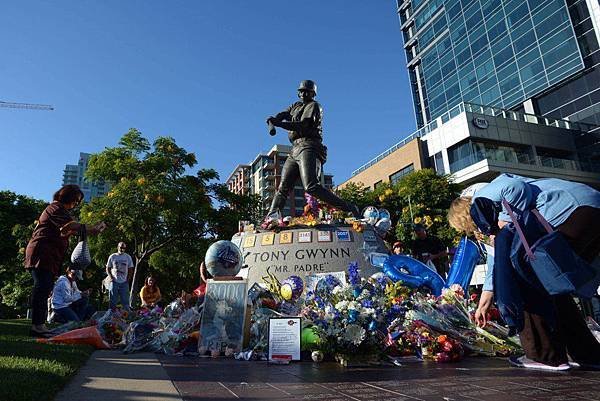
[0,192,47,316]
[339,169,462,249]
[81,129,260,304]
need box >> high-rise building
[398,0,600,130]
[62,152,111,202]
[338,1,600,189]
[225,144,334,217]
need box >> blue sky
[0,1,415,201]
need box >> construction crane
[0,101,53,111]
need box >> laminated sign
[198,279,248,357]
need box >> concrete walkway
[55,350,182,401]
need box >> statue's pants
[268,146,352,215]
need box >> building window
[432,152,445,174]
[373,180,383,190]
[389,164,415,184]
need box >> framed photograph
[261,232,275,246]
[198,279,248,357]
[335,230,351,242]
[279,231,293,244]
[243,235,256,248]
[317,230,332,242]
[268,317,301,361]
[298,231,312,243]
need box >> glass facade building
[397,0,598,129]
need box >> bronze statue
[265,80,360,223]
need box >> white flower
[335,301,349,311]
[360,307,376,318]
[348,301,362,311]
[343,324,366,346]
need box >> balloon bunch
[361,206,392,236]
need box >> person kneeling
[51,266,95,323]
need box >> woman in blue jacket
[448,173,600,371]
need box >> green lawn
[0,320,94,401]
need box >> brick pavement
[158,355,600,401]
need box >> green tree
[339,169,462,249]
[336,182,377,212]
[0,191,47,316]
[82,129,259,305]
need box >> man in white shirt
[105,242,134,310]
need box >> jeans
[30,269,54,325]
[109,280,130,310]
[54,297,95,322]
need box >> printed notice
[268,317,301,361]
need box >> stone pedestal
[232,224,388,288]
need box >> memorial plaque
[238,225,388,288]
[261,233,275,246]
[298,231,312,243]
[279,232,293,244]
[317,230,332,242]
[335,230,351,241]
[243,235,256,248]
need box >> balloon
[301,327,320,347]
[375,217,392,234]
[280,275,304,301]
[363,206,379,225]
[446,237,481,291]
[383,255,446,295]
[378,208,391,220]
[368,253,389,268]
[205,240,243,277]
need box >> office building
[226,144,334,217]
[398,0,600,129]
[62,152,111,202]
[340,102,600,188]
[339,1,600,189]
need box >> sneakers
[509,355,571,371]
[568,361,600,370]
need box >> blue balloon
[382,255,446,295]
[446,237,481,291]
